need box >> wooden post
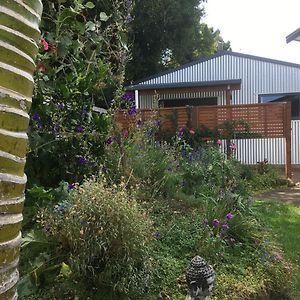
[284,102,292,179]
[135,90,139,109]
[225,88,232,105]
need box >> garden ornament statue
[185,256,215,300]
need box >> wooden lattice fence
[115,102,292,178]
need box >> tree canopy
[126,0,231,82]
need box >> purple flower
[154,119,161,126]
[81,107,88,117]
[122,93,135,101]
[56,103,65,109]
[153,231,161,239]
[136,119,142,127]
[32,113,40,120]
[75,125,85,133]
[226,213,234,220]
[221,223,230,231]
[202,218,209,226]
[126,14,134,23]
[37,122,43,129]
[80,220,88,226]
[79,156,89,164]
[67,183,75,192]
[105,137,113,145]
[212,219,220,228]
[127,105,137,116]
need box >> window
[160,97,218,108]
[259,93,300,120]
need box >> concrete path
[255,183,300,206]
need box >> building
[286,27,300,43]
[128,51,300,165]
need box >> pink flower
[122,129,129,138]
[217,139,222,145]
[229,143,236,151]
[36,63,45,72]
[189,129,195,135]
[41,39,49,51]
[51,46,58,54]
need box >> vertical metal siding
[292,120,300,164]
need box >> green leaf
[60,262,72,278]
[21,230,50,248]
[100,12,109,22]
[85,1,95,9]
[86,21,96,32]
[17,274,37,297]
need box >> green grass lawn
[255,200,300,299]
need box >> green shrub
[239,163,282,192]
[39,179,153,297]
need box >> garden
[1,0,299,299]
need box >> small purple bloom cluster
[105,136,113,145]
[67,183,75,192]
[203,212,234,237]
[32,113,40,120]
[75,125,85,133]
[121,93,135,101]
[78,156,89,165]
[127,105,137,116]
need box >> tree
[126,0,231,82]
[0,0,42,299]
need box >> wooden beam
[225,89,232,105]
[138,83,241,96]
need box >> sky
[203,0,300,64]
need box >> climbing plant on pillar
[0,0,42,299]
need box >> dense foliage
[26,0,132,187]
[37,180,152,297]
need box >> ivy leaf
[85,2,95,9]
[86,21,96,31]
[100,12,109,22]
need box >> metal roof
[133,51,300,85]
[286,27,300,43]
[127,79,242,91]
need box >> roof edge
[132,51,300,86]
[127,79,241,91]
[286,27,300,43]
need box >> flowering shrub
[38,179,152,297]
[26,1,132,187]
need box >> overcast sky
[203,0,300,64]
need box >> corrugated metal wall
[140,54,300,106]
[137,53,300,165]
